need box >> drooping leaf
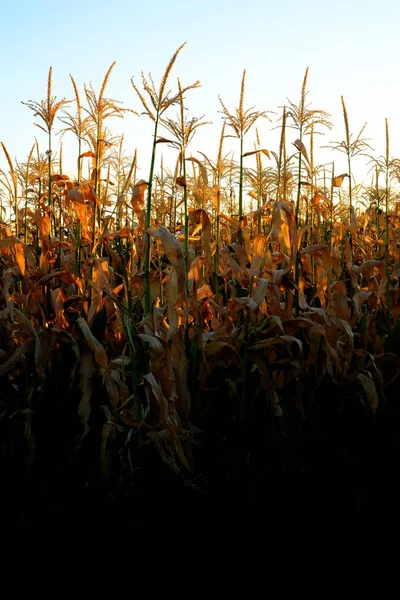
[333,173,349,187]
[185,157,208,187]
[156,137,177,144]
[242,149,270,158]
[293,139,310,163]
[131,179,148,207]
[77,317,108,369]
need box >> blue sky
[1,0,400,186]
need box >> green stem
[183,152,188,272]
[94,119,102,248]
[144,113,160,316]
[295,129,303,225]
[347,152,353,253]
[77,136,82,273]
[385,161,391,332]
[294,125,303,316]
[24,196,28,244]
[48,130,52,209]
[347,153,352,217]
[75,219,81,276]
[239,135,244,244]
[376,168,380,258]
[330,162,334,251]
[35,180,41,262]
[214,211,220,302]
[77,136,82,185]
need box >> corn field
[2,45,400,538]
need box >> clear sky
[1,0,400,188]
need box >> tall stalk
[59,73,90,273]
[375,166,381,260]
[218,70,270,244]
[161,79,207,272]
[132,42,200,316]
[342,97,352,222]
[277,106,287,202]
[327,97,372,242]
[239,134,244,241]
[22,67,71,237]
[0,143,19,237]
[84,61,132,257]
[287,67,331,313]
[199,124,231,302]
[294,69,308,313]
[308,122,315,239]
[330,162,335,250]
[22,144,35,243]
[384,119,391,330]
[145,111,160,295]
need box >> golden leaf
[210,185,220,212]
[156,137,176,144]
[185,157,208,187]
[131,179,148,208]
[333,173,349,187]
[51,287,68,329]
[242,149,270,158]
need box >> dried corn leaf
[333,173,349,187]
[12,308,42,375]
[251,277,268,310]
[77,317,108,368]
[210,185,220,212]
[148,226,187,324]
[185,157,208,187]
[188,255,206,282]
[143,372,169,423]
[0,237,27,276]
[131,179,148,206]
[0,340,31,378]
[356,372,379,414]
[242,149,270,159]
[293,139,310,163]
[67,184,96,204]
[51,287,68,329]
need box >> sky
[1,0,400,192]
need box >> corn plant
[22,67,72,226]
[218,70,271,243]
[131,42,200,315]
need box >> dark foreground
[2,384,400,551]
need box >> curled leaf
[293,139,310,163]
[175,176,186,187]
[185,157,208,187]
[333,173,349,187]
